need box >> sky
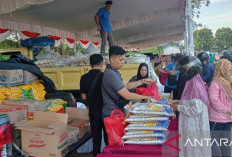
[194,0,232,35]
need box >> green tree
[215,27,232,53]
[139,46,164,55]
[192,0,210,18]
[193,28,214,51]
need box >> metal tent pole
[185,0,195,56]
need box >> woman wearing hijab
[129,63,149,93]
[208,59,232,157]
[170,56,211,157]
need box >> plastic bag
[136,82,161,100]
[21,36,55,48]
[128,120,170,129]
[44,99,67,113]
[104,109,127,145]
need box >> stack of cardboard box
[0,70,38,86]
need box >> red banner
[66,38,74,43]
[48,35,61,40]
[80,40,89,45]
[21,31,40,38]
[0,28,9,33]
[92,42,99,46]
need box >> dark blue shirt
[201,62,215,84]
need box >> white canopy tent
[0,0,189,50]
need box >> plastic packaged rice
[130,110,173,117]
[134,103,171,111]
[156,100,168,105]
[122,133,165,139]
[126,130,166,135]
[124,125,168,131]
[131,103,173,116]
[128,120,170,129]
[159,93,171,99]
[123,98,173,145]
[124,140,165,145]
[123,137,166,145]
[126,116,169,123]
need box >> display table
[97,117,178,157]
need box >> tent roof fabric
[0,0,185,48]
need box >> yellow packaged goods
[20,81,46,101]
[9,87,23,99]
[0,80,46,103]
[0,87,7,103]
[150,106,163,112]
[30,81,46,101]
[0,69,23,86]
[44,99,67,112]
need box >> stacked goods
[3,99,45,120]
[44,99,67,113]
[123,101,173,145]
[0,71,47,120]
[0,70,23,87]
[159,93,171,102]
[126,53,147,64]
[0,80,46,103]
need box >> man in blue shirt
[164,54,184,98]
[94,1,114,56]
[197,52,215,85]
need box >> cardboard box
[12,124,22,148]
[23,71,38,84]
[0,69,23,86]
[0,105,27,124]
[65,107,90,139]
[67,125,79,146]
[18,112,68,157]
[3,99,45,120]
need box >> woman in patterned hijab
[213,59,232,100]
[208,59,232,157]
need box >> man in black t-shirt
[80,54,105,157]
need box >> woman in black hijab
[129,63,149,92]
[175,56,202,100]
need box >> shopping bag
[104,109,127,145]
[136,82,161,100]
